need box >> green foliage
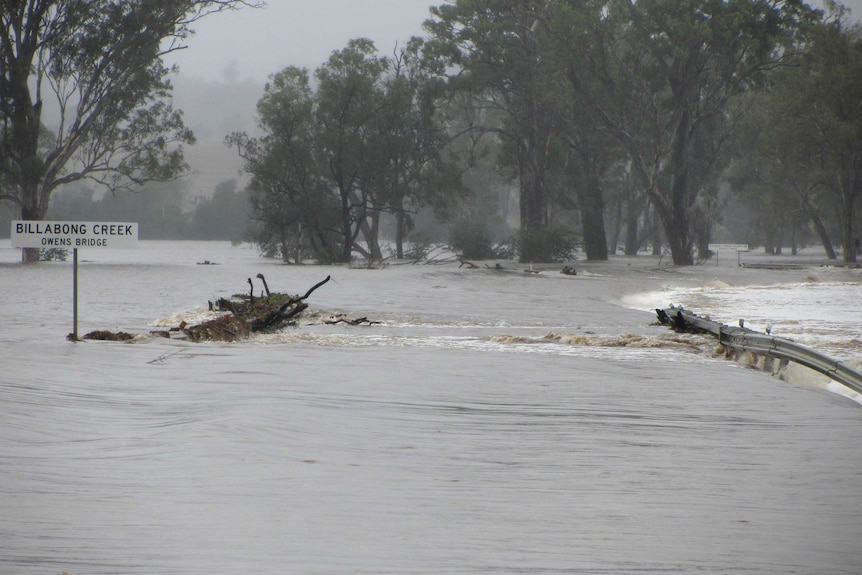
[48,181,189,239]
[231,40,457,263]
[228,66,332,262]
[0,0,258,261]
[553,0,818,265]
[190,180,249,241]
[731,16,862,262]
[39,248,68,262]
[46,178,250,241]
[513,225,579,263]
[424,0,561,232]
[449,221,497,260]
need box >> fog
[165,1,432,84]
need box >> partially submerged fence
[656,306,862,396]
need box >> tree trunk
[665,218,693,265]
[395,210,405,259]
[802,199,837,260]
[648,204,662,256]
[667,104,695,266]
[338,187,353,263]
[20,203,47,263]
[607,196,622,255]
[575,152,608,261]
[294,222,304,264]
[840,171,858,263]
[358,208,383,261]
[518,144,547,231]
[280,224,290,263]
[652,194,692,265]
[10,46,47,264]
[840,210,857,264]
[624,200,640,256]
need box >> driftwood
[324,314,380,326]
[250,275,331,331]
[77,275,345,344]
[184,275,331,342]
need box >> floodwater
[1,241,861,575]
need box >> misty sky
[166,0,862,83]
[166,1,434,82]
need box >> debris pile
[183,275,331,342]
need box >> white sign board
[708,243,749,252]
[11,220,138,249]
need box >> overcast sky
[166,1,435,82]
[167,0,862,83]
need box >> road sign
[10,220,139,341]
[708,243,749,252]
[708,243,749,267]
[11,220,138,249]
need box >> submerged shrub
[514,226,579,263]
[39,247,68,261]
[450,222,496,260]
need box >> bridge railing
[656,306,862,396]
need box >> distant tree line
[3,1,861,265]
[230,0,862,265]
[35,179,249,241]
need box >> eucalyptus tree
[362,38,459,259]
[552,97,624,260]
[0,0,260,262]
[424,0,567,261]
[312,39,390,261]
[231,40,456,263]
[728,90,835,258]
[552,0,818,265]
[227,66,341,263]
[761,16,862,263]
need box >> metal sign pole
[10,220,138,340]
[708,244,749,267]
[73,248,78,341]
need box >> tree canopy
[734,10,862,262]
[0,0,260,261]
[230,39,456,263]
[551,0,819,264]
[32,1,862,266]
[424,0,566,261]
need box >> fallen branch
[324,315,380,326]
[186,275,332,342]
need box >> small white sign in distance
[708,243,749,252]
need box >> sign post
[11,221,139,340]
[708,243,749,266]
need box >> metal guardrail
[657,306,862,395]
